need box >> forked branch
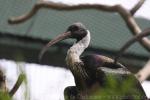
[8,0,150,52]
[7,0,150,86]
[114,28,150,64]
[114,28,150,82]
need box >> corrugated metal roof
[0,0,150,57]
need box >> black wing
[81,54,147,99]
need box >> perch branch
[9,73,25,97]
[130,0,146,15]
[8,0,150,52]
[114,28,150,64]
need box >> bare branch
[130,0,146,15]
[9,74,25,97]
[136,61,150,82]
[114,28,150,64]
[7,1,122,24]
[8,1,150,52]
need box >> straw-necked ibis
[39,22,147,100]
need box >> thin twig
[9,74,25,97]
[130,0,146,15]
[114,28,150,64]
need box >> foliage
[0,92,11,100]
[90,75,145,100]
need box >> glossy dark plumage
[39,22,148,100]
[65,54,147,100]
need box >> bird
[39,22,147,100]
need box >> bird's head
[39,22,88,60]
[66,22,87,41]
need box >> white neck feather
[66,30,91,66]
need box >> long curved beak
[39,31,71,61]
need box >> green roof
[0,0,150,57]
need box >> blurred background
[0,0,150,99]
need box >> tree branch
[135,60,150,82]
[114,27,150,82]
[9,73,25,97]
[8,0,150,52]
[8,1,150,83]
[7,1,121,24]
[7,0,150,91]
[114,28,150,64]
[130,0,146,15]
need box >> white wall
[0,59,150,100]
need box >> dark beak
[39,31,71,61]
